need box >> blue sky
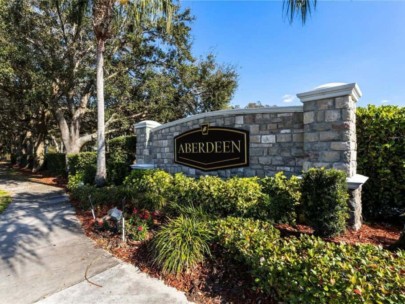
[183,1,405,108]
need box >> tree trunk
[32,139,45,173]
[94,38,107,186]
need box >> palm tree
[284,0,317,24]
[91,0,312,186]
[92,0,175,186]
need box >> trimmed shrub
[44,153,66,176]
[196,176,264,217]
[357,105,405,220]
[215,217,281,261]
[214,217,405,303]
[142,170,173,209]
[123,169,155,188]
[301,168,348,237]
[67,152,97,184]
[108,135,136,163]
[107,161,130,185]
[167,173,199,207]
[124,169,173,210]
[151,215,212,273]
[107,135,136,185]
[70,184,133,210]
[261,172,301,224]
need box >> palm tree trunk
[95,38,107,186]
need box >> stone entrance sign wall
[135,83,361,179]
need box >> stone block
[335,96,350,109]
[320,151,341,162]
[303,111,315,124]
[250,124,259,133]
[316,110,325,122]
[317,98,334,110]
[342,109,355,121]
[279,119,293,128]
[293,112,303,123]
[303,100,317,111]
[331,142,349,151]
[332,122,350,130]
[304,132,319,142]
[250,148,264,156]
[333,162,350,173]
[293,133,304,142]
[325,110,341,122]
[245,115,255,124]
[302,161,312,171]
[280,129,292,134]
[251,135,260,143]
[235,116,244,124]
[225,117,234,125]
[320,131,341,141]
[277,166,293,172]
[276,134,292,143]
[261,135,276,143]
[271,156,284,165]
[258,157,272,165]
[267,123,278,129]
[312,123,333,131]
[291,147,304,156]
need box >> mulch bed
[12,165,68,189]
[73,204,401,304]
[12,167,404,303]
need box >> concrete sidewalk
[0,164,189,304]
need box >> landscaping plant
[151,215,212,274]
[301,168,349,237]
[215,217,405,303]
[261,172,301,224]
[0,189,12,214]
[357,105,405,220]
[125,208,157,241]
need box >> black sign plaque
[174,125,249,171]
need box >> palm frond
[283,0,317,24]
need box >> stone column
[297,83,366,230]
[134,120,161,165]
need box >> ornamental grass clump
[151,215,212,274]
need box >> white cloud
[381,99,389,104]
[282,94,296,103]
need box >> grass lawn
[0,189,12,213]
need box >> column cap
[134,120,161,129]
[297,83,362,103]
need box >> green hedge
[125,171,266,218]
[108,135,136,163]
[260,172,301,224]
[107,135,136,185]
[301,168,348,237]
[357,105,405,220]
[67,152,97,185]
[215,217,405,303]
[69,184,136,210]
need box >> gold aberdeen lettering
[178,140,242,154]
